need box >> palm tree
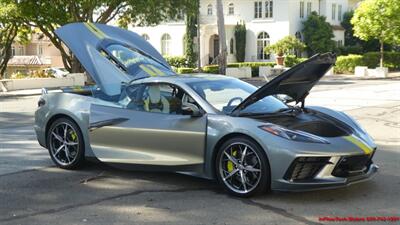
[216,0,227,74]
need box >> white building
[130,0,349,66]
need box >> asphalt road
[0,78,399,225]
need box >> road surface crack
[239,198,324,225]
[0,187,207,223]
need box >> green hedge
[363,52,400,70]
[203,62,276,76]
[334,52,400,74]
[165,56,188,68]
[284,55,307,67]
[176,67,195,74]
[202,65,219,74]
[334,54,364,74]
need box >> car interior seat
[144,85,170,113]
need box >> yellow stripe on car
[139,65,157,76]
[148,65,165,76]
[84,23,107,39]
[343,135,373,154]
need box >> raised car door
[88,87,207,167]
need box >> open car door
[88,104,207,169]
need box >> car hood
[231,53,336,115]
[55,23,171,96]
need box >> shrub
[202,65,219,74]
[234,22,246,62]
[363,52,400,70]
[334,54,364,74]
[334,52,400,74]
[203,62,276,76]
[176,67,195,74]
[11,72,28,79]
[165,56,187,68]
[284,55,307,67]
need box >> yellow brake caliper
[227,150,237,172]
[69,130,77,141]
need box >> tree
[351,0,400,67]
[216,0,227,75]
[234,22,246,62]
[341,11,358,47]
[2,0,196,72]
[341,10,389,54]
[302,11,335,55]
[0,1,20,77]
[184,0,199,68]
[264,36,305,57]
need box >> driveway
[0,78,399,225]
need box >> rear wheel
[215,137,270,197]
[47,117,85,169]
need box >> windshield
[187,78,288,114]
[105,44,175,78]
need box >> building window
[228,3,234,15]
[338,4,342,21]
[142,34,150,41]
[265,0,273,18]
[18,46,24,55]
[37,44,43,55]
[332,3,336,20]
[300,1,304,18]
[254,1,262,19]
[11,46,16,56]
[306,1,312,16]
[257,32,270,60]
[161,33,171,56]
[207,4,213,15]
[230,38,234,54]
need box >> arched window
[161,34,171,56]
[228,3,234,15]
[230,38,234,54]
[257,32,270,60]
[207,4,213,15]
[142,34,150,41]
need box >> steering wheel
[227,97,243,107]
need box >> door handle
[89,118,128,131]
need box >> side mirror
[182,103,202,117]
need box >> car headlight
[259,124,330,144]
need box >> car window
[121,83,199,115]
[105,44,174,78]
[188,78,287,114]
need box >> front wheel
[47,117,85,169]
[215,137,270,197]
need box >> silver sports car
[34,23,378,197]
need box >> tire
[215,136,270,197]
[46,117,85,169]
